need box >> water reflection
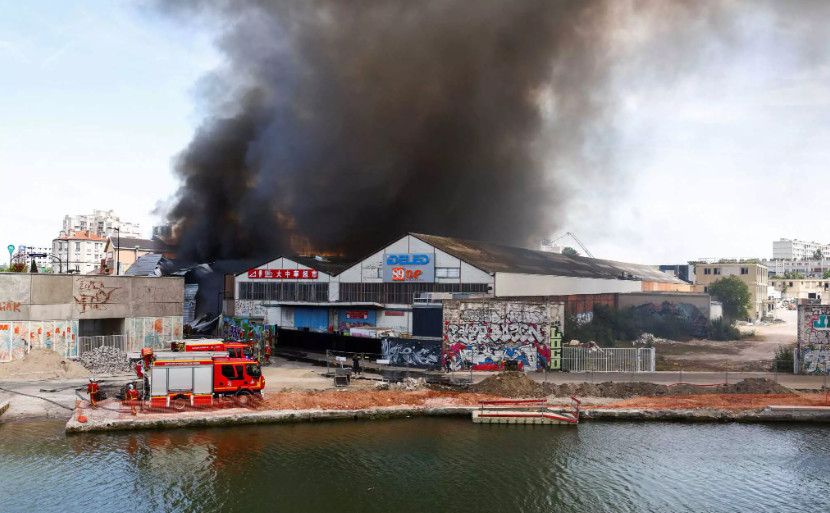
[0,419,828,513]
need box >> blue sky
[1,1,828,265]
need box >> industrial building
[229,233,694,335]
[0,273,184,362]
[694,262,770,320]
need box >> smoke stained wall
[162,0,739,261]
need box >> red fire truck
[171,339,255,360]
[141,349,265,409]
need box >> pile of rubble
[375,377,427,391]
[78,346,132,375]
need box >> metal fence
[77,335,128,355]
[562,347,655,373]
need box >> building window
[339,282,489,304]
[789,282,793,287]
[740,267,748,275]
[704,286,708,293]
[436,267,460,278]
[75,242,81,251]
[713,268,721,275]
[239,281,329,302]
[704,269,711,275]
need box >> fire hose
[0,385,75,411]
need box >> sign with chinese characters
[383,253,435,283]
[345,311,369,320]
[247,269,319,279]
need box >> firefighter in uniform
[124,383,140,415]
[87,379,101,406]
[264,342,272,365]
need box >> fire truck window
[235,365,244,379]
[246,364,261,379]
[221,365,242,380]
[243,347,253,359]
[228,348,239,358]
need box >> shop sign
[247,269,319,279]
[382,253,434,283]
[345,310,369,320]
[384,311,405,317]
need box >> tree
[562,247,579,257]
[708,275,752,322]
[823,270,830,279]
[813,249,823,260]
[29,260,38,273]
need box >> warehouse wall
[495,273,641,297]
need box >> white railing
[562,347,655,373]
[77,335,128,355]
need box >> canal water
[0,418,828,513]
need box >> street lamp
[50,255,62,273]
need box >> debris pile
[0,349,90,380]
[78,346,131,375]
[471,372,794,399]
[471,372,546,398]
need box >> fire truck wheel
[236,390,252,407]
[171,396,189,411]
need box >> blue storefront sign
[383,253,435,283]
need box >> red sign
[247,269,319,279]
[385,311,405,317]
[345,311,369,320]
[391,267,422,281]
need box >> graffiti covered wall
[443,299,564,371]
[381,337,441,369]
[125,316,183,351]
[222,317,276,348]
[797,305,830,374]
[0,320,79,362]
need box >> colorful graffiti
[381,337,441,368]
[443,299,564,371]
[798,305,830,374]
[338,310,376,331]
[125,316,183,351]
[222,317,275,348]
[0,320,78,362]
[73,279,121,313]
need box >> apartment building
[51,231,107,274]
[62,210,142,239]
[772,238,830,261]
[13,245,52,270]
[695,262,769,320]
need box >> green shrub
[708,317,741,340]
[771,346,794,373]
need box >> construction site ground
[653,306,798,371]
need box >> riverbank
[64,399,830,433]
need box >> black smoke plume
[162,0,732,261]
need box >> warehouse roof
[236,255,354,277]
[410,233,684,284]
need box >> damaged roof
[235,255,354,277]
[410,233,684,283]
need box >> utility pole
[115,227,120,275]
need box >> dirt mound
[471,372,546,398]
[472,375,793,399]
[0,349,90,380]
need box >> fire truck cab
[171,339,254,360]
[145,350,264,409]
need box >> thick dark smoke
[162,0,730,261]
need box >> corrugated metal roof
[123,253,164,276]
[410,233,684,284]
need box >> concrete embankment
[65,406,477,433]
[583,407,830,422]
[0,400,9,417]
[65,404,830,433]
